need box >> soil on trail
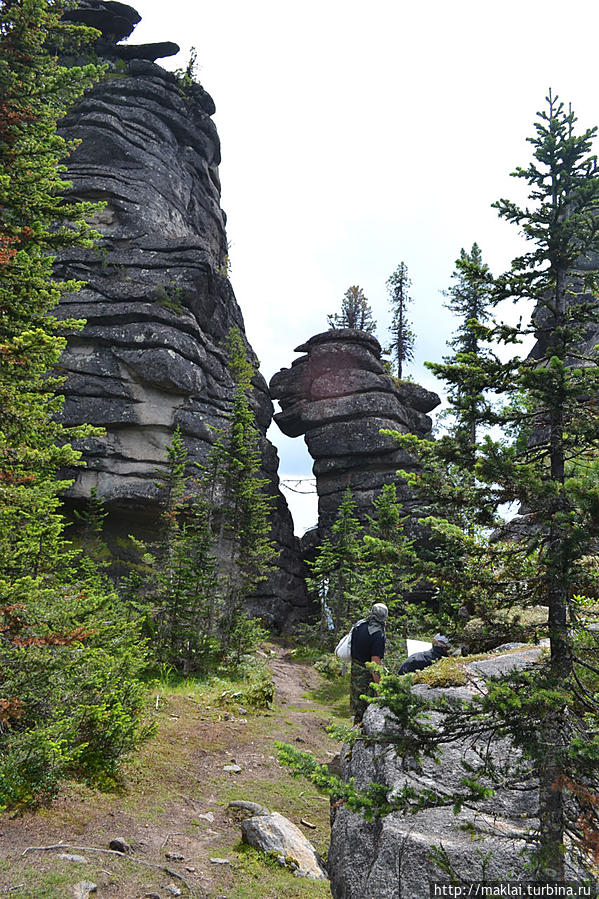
[0,648,347,899]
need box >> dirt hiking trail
[0,647,346,899]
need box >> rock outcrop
[328,647,546,898]
[54,1,308,627]
[269,330,440,531]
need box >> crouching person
[398,633,451,675]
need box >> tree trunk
[536,267,571,880]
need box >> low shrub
[0,582,152,808]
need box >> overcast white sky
[129,0,599,533]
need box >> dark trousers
[350,660,373,722]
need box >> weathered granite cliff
[269,329,440,532]
[328,647,548,897]
[54,0,308,626]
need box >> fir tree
[327,285,377,333]
[0,0,104,586]
[0,2,149,804]
[306,489,363,643]
[388,92,599,877]
[386,262,415,378]
[486,90,599,876]
[153,429,219,672]
[428,243,495,471]
[360,484,419,633]
[203,329,277,648]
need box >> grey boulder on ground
[328,646,547,899]
[241,811,328,880]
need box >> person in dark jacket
[398,634,451,675]
[350,603,388,724]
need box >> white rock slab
[241,811,327,880]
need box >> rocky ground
[0,647,343,898]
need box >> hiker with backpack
[348,602,388,724]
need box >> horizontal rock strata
[55,1,308,627]
[269,329,440,530]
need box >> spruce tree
[0,0,104,589]
[360,484,419,632]
[306,489,363,643]
[203,328,277,649]
[0,2,149,805]
[327,285,377,333]
[386,262,415,378]
[387,91,599,877]
[152,429,219,671]
[428,243,495,471]
[487,90,599,876]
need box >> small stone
[166,886,182,897]
[223,764,241,773]
[237,706,248,715]
[185,866,196,872]
[109,837,132,854]
[59,853,88,864]
[196,812,214,823]
[73,882,97,899]
[144,894,161,899]
[210,857,232,866]
[165,851,184,860]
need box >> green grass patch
[203,840,331,898]
[302,674,351,722]
[0,854,167,899]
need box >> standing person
[398,634,451,675]
[350,602,388,724]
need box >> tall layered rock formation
[54,0,309,626]
[269,330,440,534]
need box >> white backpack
[334,627,354,661]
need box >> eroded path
[0,647,347,899]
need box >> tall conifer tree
[386,262,415,378]
[429,243,494,469]
[389,91,599,876]
[203,328,277,644]
[0,1,149,806]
